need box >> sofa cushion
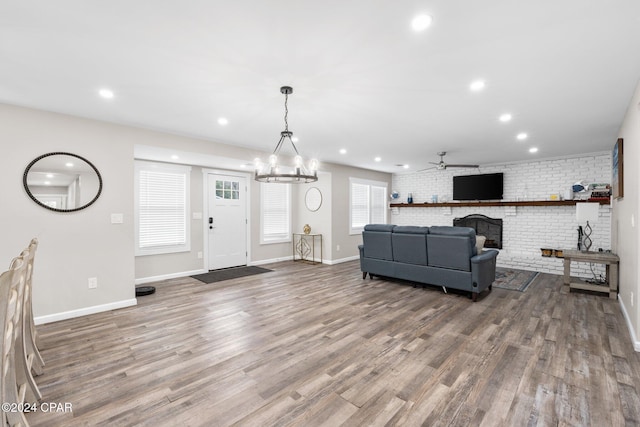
[429,226,477,255]
[427,226,476,271]
[427,235,474,271]
[392,226,429,265]
[392,225,430,235]
[362,224,394,260]
[364,224,396,232]
[476,235,486,254]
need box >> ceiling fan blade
[416,166,437,172]
[445,164,479,168]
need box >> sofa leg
[472,292,478,302]
[489,284,493,291]
[362,272,367,279]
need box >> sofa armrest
[471,249,499,292]
[471,249,498,265]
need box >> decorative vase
[303,224,311,234]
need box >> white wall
[392,153,612,277]
[294,172,332,263]
[0,104,136,321]
[612,78,640,350]
[0,103,393,321]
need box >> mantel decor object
[303,224,311,234]
[254,86,319,183]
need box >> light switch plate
[111,213,124,224]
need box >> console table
[562,249,619,299]
[292,233,322,264]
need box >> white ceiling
[2,1,640,173]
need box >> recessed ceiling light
[46,173,54,178]
[469,80,486,92]
[65,162,74,168]
[99,88,114,99]
[171,155,179,160]
[529,147,538,153]
[403,164,410,169]
[44,181,50,185]
[374,157,382,162]
[240,164,247,168]
[339,149,347,154]
[411,14,433,32]
[499,113,512,122]
[291,136,299,143]
[217,117,228,126]
[517,132,528,140]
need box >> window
[135,161,191,256]
[215,179,240,199]
[350,177,388,234]
[261,183,291,244]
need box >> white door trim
[202,168,252,270]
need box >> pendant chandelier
[254,86,318,183]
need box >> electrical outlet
[632,292,634,307]
[197,251,203,259]
[336,245,340,251]
[88,277,98,289]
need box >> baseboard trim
[249,256,294,266]
[135,269,207,285]
[34,298,138,325]
[619,297,640,352]
[324,255,359,265]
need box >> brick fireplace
[453,214,503,249]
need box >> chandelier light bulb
[309,159,319,171]
[254,86,318,183]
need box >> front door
[207,173,247,270]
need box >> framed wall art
[612,138,624,199]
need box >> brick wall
[391,153,612,278]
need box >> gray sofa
[358,224,499,301]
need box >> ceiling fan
[418,152,479,171]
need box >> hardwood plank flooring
[26,260,640,426]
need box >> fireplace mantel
[390,199,610,208]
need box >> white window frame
[349,177,388,235]
[260,183,291,244]
[135,161,191,256]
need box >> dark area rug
[493,267,540,292]
[191,266,272,284]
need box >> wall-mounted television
[453,173,504,201]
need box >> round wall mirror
[23,152,103,212]
[305,187,322,212]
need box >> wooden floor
[27,260,640,426]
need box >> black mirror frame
[23,152,103,213]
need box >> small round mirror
[305,187,322,212]
[23,152,103,212]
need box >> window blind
[261,183,291,243]
[135,162,190,255]
[350,178,388,233]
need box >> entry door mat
[191,266,272,284]
[493,267,540,292]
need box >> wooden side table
[562,249,619,299]
[292,233,322,264]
